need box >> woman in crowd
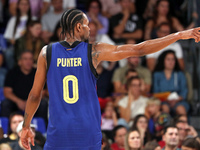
[4,0,32,45]
[14,20,44,66]
[153,50,189,115]
[125,129,142,150]
[131,115,151,146]
[144,0,194,40]
[86,0,109,34]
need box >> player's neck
[65,36,81,46]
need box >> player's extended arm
[92,27,200,68]
[20,46,47,150]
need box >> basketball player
[20,9,200,150]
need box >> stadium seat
[31,117,46,134]
[0,117,9,134]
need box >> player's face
[128,131,141,149]
[81,14,90,42]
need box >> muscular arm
[22,46,47,128]
[92,27,200,68]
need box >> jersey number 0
[63,75,79,104]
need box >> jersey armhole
[46,44,52,73]
[87,44,99,79]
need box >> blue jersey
[44,41,102,150]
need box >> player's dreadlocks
[60,9,84,38]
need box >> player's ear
[77,23,82,32]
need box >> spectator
[1,51,48,122]
[131,115,151,145]
[41,0,64,43]
[112,57,151,94]
[162,126,180,150]
[4,0,32,45]
[101,133,111,150]
[9,121,42,150]
[153,50,189,115]
[109,0,143,44]
[48,0,76,12]
[175,121,198,148]
[146,23,184,71]
[100,0,122,18]
[124,129,142,150]
[144,0,195,40]
[101,104,118,131]
[86,0,109,34]
[0,143,12,150]
[118,77,148,123]
[181,137,200,150]
[143,0,158,20]
[50,22,64,43]
[143,140,161,150]
[0,112,23,144]
[34,131,46,149]
[14,20,44,66]
[111,125,127,150]
[9,0,49,18]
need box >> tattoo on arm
[92,43,101,68]
[23,112,29,128]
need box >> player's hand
[179,27,200,43]
[20,127,35,150]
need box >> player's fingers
[31,136,35,146]
[21,138,29,149]
[194,32,200,42]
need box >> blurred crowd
[0,0,200,150]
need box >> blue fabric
[153,71,188,100]
[46,42,102,149]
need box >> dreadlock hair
[60,9,84,38]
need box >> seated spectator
[131,115,151,146]
[4,0,32,45]
[112,57,151,94]
[1,51,48,123]
[118,77,148,123]
[48,0,76,12]
[100,0,122,18]
[109,0,143,44]
[146,23,184,71]
[175,120,198,148]
[144,0,195,40]
[111,125,127,150]
[143,0,158,20]
[0,143,12,150]
[9,121,42,150]
[14,20,44,66]
[50,22,64,43]
[181,137,200,150]
[41,0,64,43]
[101,103,118,131]
[143,140,161,150]
[0,112,23,144]
[9,0,49,18]
[161,126,180,150]
[124,129,142,150]
[153,50,189,115]
[0,49,7,88]
[86,0,109,34]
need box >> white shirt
[118,96,148,119]
[146,42,183,59]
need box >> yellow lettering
[61,58,66,67]
[70,58,73,67]
[57,58,61,67]
[78,58,82,66]
[74,58,77,67]
[67,58,70,67]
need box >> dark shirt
[4,66,36,100]
[9,141,42,150]
[109,12,143,43]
